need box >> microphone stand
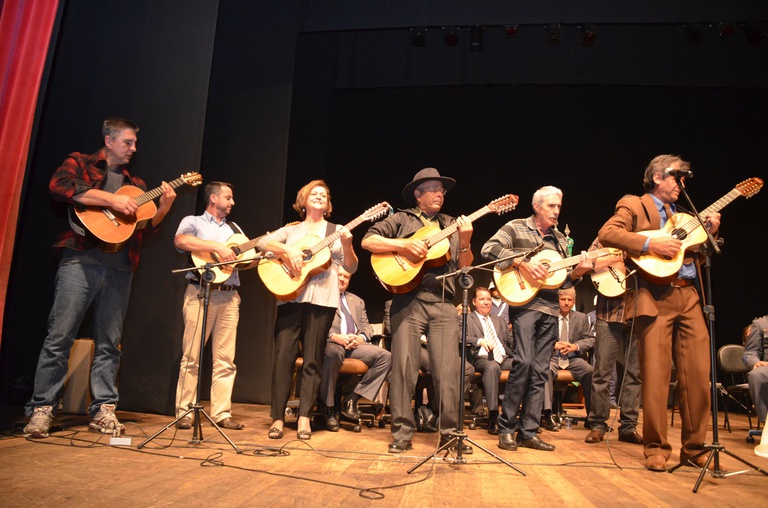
[408,248,538,475]
[667,178,768,490]
[137,254,269,452]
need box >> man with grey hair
[598,154,720,472]
[482,186,591,452]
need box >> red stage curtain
[0,0,60,347]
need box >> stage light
[411,27,427,47]
[443,26,459,46]
[544,23,561,45]
[470,25,483,52]
[743,23,766,45]
[503,24,519,38]
[686,23,706,44]
[717,22,736,38]
[579,24,597,46]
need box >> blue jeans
[25,262,133,418]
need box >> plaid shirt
[481,215,573,316]
[49,149,154,271]
[589,238,627,323]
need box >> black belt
[189,282,238,291]
[670,278,694,288]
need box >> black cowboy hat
[401,167,456,206]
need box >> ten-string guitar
[71,172,203,252]
[630,177,763,284]
[494,247,623,306]
[258,202,391,301]
[371,194,519,294]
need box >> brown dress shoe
[216,417,245,430]
[645,454,668,472]
[585,429,605,443]
[681,453,725,472]
[618,431,643,445]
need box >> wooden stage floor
[0,403,765,507]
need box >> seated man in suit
[320,267,391,431]
[743,314,768,427]
[488,281,512,337]
[463,286,514,435]
[543,287,594,431]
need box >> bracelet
[459,245,471,253]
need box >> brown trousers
[635,285,711,461]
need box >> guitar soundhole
[672,228,687,240]
[302,250,312,262]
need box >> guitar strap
[229,221,244,236]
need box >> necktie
[482,316,504,365]
[662,203,675,227]
[559,316,570,369]
[339,294,357,335]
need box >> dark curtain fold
[0,0,59,348]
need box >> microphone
[665,168,693,179]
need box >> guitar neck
[423,206,490,247]
[308,214,365,255]
[235,233,268,254]
[676,187,741,237]
[547,248,613,272]
[133,176,189,207]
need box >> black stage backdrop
[1,1,767,415]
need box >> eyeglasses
[417,185,447,195]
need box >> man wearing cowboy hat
[362,167,474,454]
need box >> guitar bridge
[393,253,407,271]
[102,208,119,227]
[513,269,525,290]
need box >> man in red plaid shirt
[24,117,176,439]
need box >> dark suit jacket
[329,291,373,341]
[462,311,514,364]
[553,310,595,360]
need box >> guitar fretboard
[423,206,491,247]
[134,176,192,206]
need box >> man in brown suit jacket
[598,154,720,472]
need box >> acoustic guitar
[630,177,763,283]
[494,247,622,306]
[258,202,391,301]
[591,259,631,298]
[371,194,519,294]
[190,222,300,284]
[71,172,203,252]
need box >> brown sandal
[268,427,283,439]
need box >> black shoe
[175,417,192,429]
[487,418,500,436]
[498,433,518,451]
[388,440,412,453]
[618,430,643,445]
[517,435,556,451]
[541,414,560,432]
[340,397,360,421]
[323,406,339,432]
[439,436,473,455]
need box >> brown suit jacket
[598,193,672,320]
